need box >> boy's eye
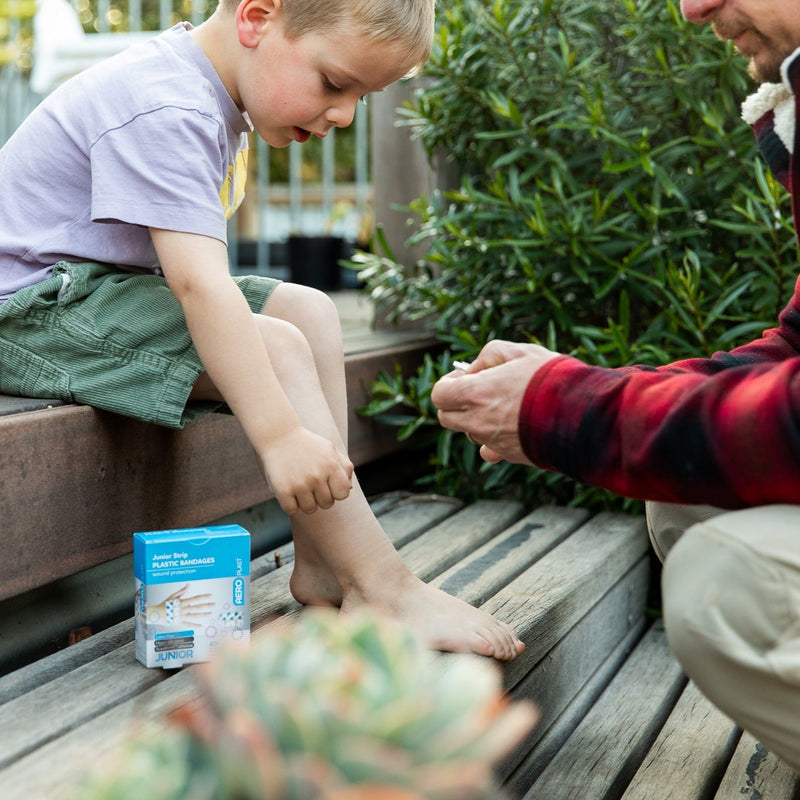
[322,76,341,92]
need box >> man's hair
[222,0,435,76]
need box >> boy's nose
[681,0,724,24]
[327,99,357,129]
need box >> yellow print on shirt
[219,148,248,219]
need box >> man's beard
[712,21,785,83]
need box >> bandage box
[134,524,250,669]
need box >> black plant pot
[288,235,344,291]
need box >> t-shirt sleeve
[89,106,229,242]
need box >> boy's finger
[328,470,353,500]
[280,492,300,516]
[297,489,319,515]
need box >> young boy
[0,0,525,660]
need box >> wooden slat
[0,336,436,601]
[500,556,650,784]
[505,622,647,797]
[398,499,528,582]
[0,641,171,771]
[2,669,198,800]
[487,511,651,690]
[522,626,687,800]
[429,504,590,606]
[0,619,134,705]
[621,681,740,800]
[372,492,464,549]
[714,732,798,799]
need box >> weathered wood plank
[1,669,197,800]
[505,621,647,797]
[430,505,590,607]
[0,619,134,705]
[486,511,650,690]
[0,642,170,771]
[714,732,798,799]
[621,681,740,800]
[398,499,527,582]
[372,492,465,549]
[522,626,686,800]
[500,556,650,783]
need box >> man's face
[681,0,800,83]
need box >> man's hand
[431,340,560,464]
[258,426,354,515]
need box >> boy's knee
[254,314,313,359]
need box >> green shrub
[356,0,798,510]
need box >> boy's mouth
[293,127,311,143]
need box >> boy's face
[237,12,412,147]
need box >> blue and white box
[134,524,250,669]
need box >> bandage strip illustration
[165,598,180,623]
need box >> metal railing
[0,0,373,281]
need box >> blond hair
[221,0,435,75]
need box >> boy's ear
[236,0,282,48]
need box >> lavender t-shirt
[0,23,251,302]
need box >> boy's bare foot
[339,572,525,662]
[289,533,344,607]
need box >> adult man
[432,0,800,771]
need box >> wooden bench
[1,492,793,798]
[0,318,436,602]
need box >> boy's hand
[258,426,354,515]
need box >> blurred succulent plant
[75,610,537,800]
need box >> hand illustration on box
[146,584,214,626]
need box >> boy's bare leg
[194,284,524,659]
[261,286,349,609]
[264,284,524,660]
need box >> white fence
[0,0,373,282]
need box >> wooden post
[370,79,458,330]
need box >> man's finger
[480,445,504,463]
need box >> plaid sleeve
[520,334,800,509]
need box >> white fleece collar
[740,46,800,154]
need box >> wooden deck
[0,493,793,799]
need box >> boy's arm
[150,228,353,514]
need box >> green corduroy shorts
[0,261,280,428]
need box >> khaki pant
[647,502,800,773]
